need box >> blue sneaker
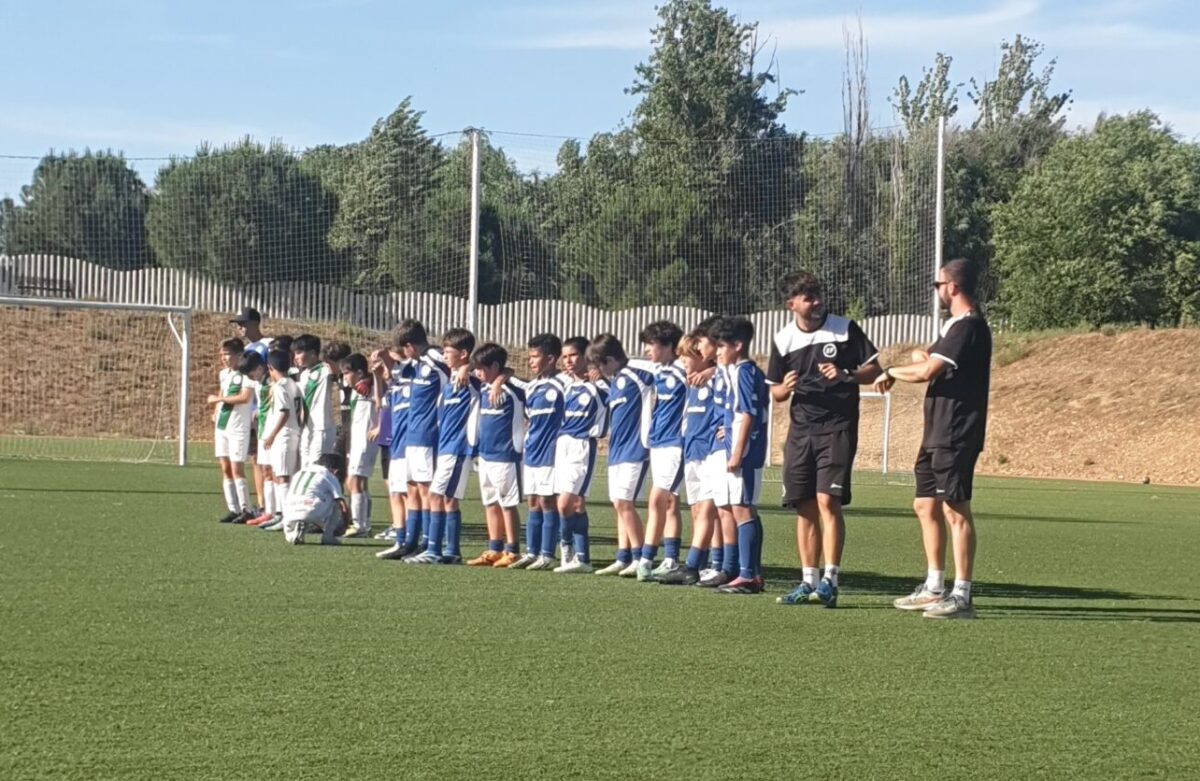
[815,577,838,609]
[776,582,816,605]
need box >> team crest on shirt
[420,363,431,377]
[546,389,558,402]
[822,343,838,358]
[665,376,676,389]
[578,391,591,406]
[698,387,709,400]
[617,377,626,390]
[402,386,411,398]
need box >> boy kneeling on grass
[282,453,350,545]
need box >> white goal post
[0,296,191,466]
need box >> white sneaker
[374,528,397,540]
[554,556,594,574]
[341,526,370,539]
[559,542,574,566]
[404,551,442,564]
[594,560,625,576]
[527,555,556,571]
[376,543,407,560]
[509,552,538,570]
[618,559,641,578]
[260,519,285,532]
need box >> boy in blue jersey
[658,331,724,586]
[406,329,481,565]
[587,334,654,577]
[708,317,770,594]
[636,320,687,582]
[512,333,566,571]
[465,343,527,568]
[374,348,419,559]
[394,319,449,558]
[552,337,608,574]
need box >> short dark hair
[527,332,562,357]
[711,316,754,349]
[562,336,589,355]
[271,335,293,354]
[690,316,722,341]
[639,320,683,349]
[780,271,822,300]
[292,334,320,355]
[392,319,427,349]
[220,338,244,354]
[942,258,980,298]
[471,342,508,371]
[267,349,291,375]
[442,328,476,354]
[339,352,368,375]
[323,340,351,365]
[587,334,627,365]
[237,351,264,375]
[317,452,344,472]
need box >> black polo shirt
[767,314,879,435]
[922,312,992,451]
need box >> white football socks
[823,564,840,588]
[222,479,239,513]
[351,493,368,530]
[802,567,820,588]
[274,481,289,512]
[926,569,946,592]
[952,580,972,601]
[262,481,275,515]
[234,478,250,511]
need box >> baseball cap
[230,307,262,325]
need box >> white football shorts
[387,449,409,494]
[725,466,763,508]
[478,458,521,508]
[405,445,436,484]
[300,427,336,468]
[608,460,649,504]
[553,436,597,497]
[649,445,684,495]
[214,428,250,462]
[523,463,556,498]
[431,453,471,500]
[684,451,724,505]
[347,440,379,479]
[268,431,300,477]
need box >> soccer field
[1,460,1198,780]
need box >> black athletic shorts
[782,430,857,508]
[914,446,980,502]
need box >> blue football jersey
[644,359,687,449]
[605,363,655,465]
[560,378,608,441]
[387,361,415,459]
[723,360,769,468]
[438,375,481,457]
[682,376,721,463]
[476,377,526,463]
[404,348,449,449]
[524,374,565,468]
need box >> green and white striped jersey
[216,368,253,434]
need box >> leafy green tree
[993,112,1200,328]
[147,139,341,283]
[891,52,960,133]
[7,150,153,268]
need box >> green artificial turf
[1,459,1198,780]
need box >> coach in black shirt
[767,271,884,608]
[878,258,992,620]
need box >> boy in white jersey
[258,349,302,531]
[339,353,378,538]
[292,334,336,468]
[247,361,277,527]
[209,340,256,523]
[552,336,608,574]
[282,453,350,545]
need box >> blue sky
[3,0,1199,197]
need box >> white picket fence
[0,254,935,351]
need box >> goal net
[0,297,190,464]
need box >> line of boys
[214,316,773,593]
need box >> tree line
[1,0,1197,328]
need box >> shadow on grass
[848,506,1135,525]
[760,567,1185,604]
[0,485,219,496]
[985,604,1200,624]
